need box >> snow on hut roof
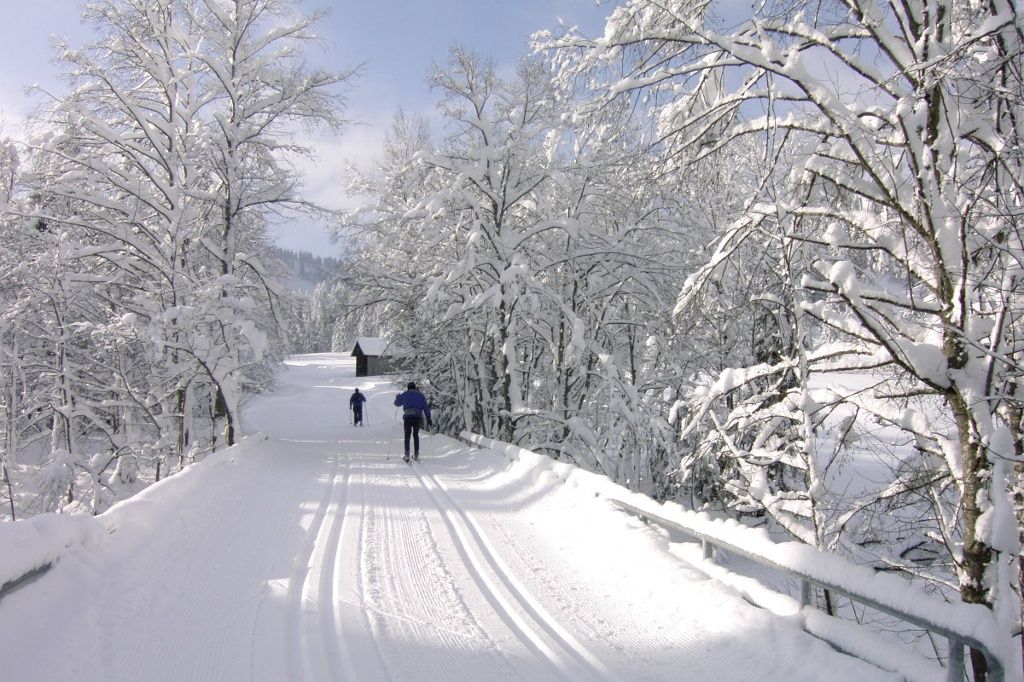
[351,337,388,357]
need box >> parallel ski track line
[485,518,714,678]
[412,462,615,682]
[336,455,391,680]
[288,451,357,682]
[360,456,517,681]
[285,449,337,682]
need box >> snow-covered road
[0,354,898,681]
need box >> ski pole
[386,407,393,460]
[396,407,403,462]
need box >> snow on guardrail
[0,513,106,599]
[458,430,1014,682]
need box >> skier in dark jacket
[349,388,367,426]
[394,382,432,462]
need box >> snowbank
[0,513,106,595]
[459,431,1011,679]
[1,434,264,599]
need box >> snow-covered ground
[0,354,900,681]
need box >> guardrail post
[946,638,963,682]
[596,493,1008,682]
[799,579,813,608]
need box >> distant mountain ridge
[274,247,343,292]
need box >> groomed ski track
[0,354,899,681]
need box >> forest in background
[1,1,1022,677]
[275,248,342,290]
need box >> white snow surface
[0,513,105,589]
[0,354,903,681]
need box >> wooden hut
[351,337,390,377]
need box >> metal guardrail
[453,431,1011,679]
[608,498,1004,682]
[457,429,1006,680]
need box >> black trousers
[353,407,363,425]
[403,415,422,455]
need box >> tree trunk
[174,386,187,469]
[951,389,994,681]
[213,386,235,448]
[2,463,15,521]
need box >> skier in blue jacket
[349,388,366,426]
[394,382,432,462]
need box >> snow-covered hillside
[0,354,898,681]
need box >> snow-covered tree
[287,280,349,353]
[188,0,353,445]
[345,50,700,493]
[543,0,1024,675]
[1,0,351,517]
[0,138,26,519]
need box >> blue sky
[0,1,612,256]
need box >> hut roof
[351,337,388,357]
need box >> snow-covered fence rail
[458,431,1010,682]
[607,499,1005,682]
[0,514,105,601]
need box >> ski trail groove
[286,451,341,682]
[320,456,359,682]
[291,452,356,681]
[412,463,613,681]
[334,455,391,680]
[360,456,516,681]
